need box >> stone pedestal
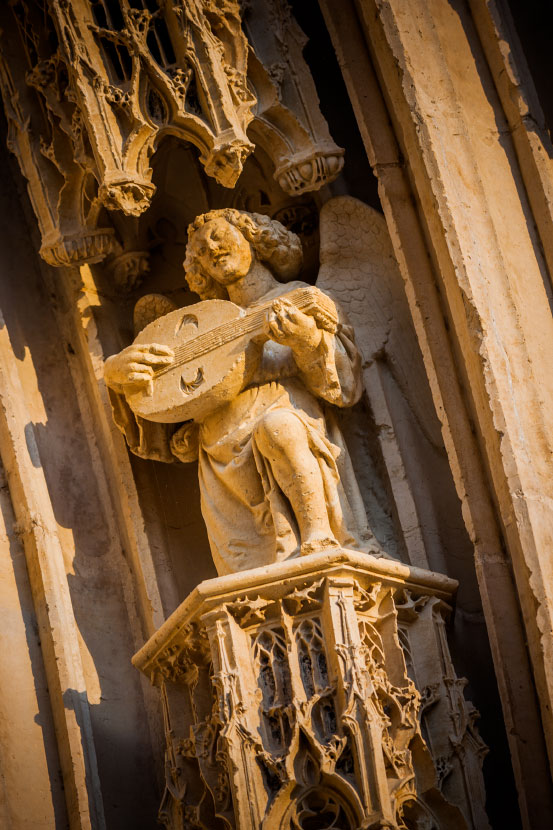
[133,550,489,829]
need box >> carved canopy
[0,0,344,270]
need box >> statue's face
[188,217,252,285]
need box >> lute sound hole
[180,367,204,395]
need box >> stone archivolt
[134,550,489,830]
[0,0,343,275]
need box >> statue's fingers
[133,343,173,356]
[278,308,303,335]
[268,310,282,329]
[279,298,298,317]
[273,306,292,329]
[270,308,287,340]
[147,343,174,357]
[128,371,153,385]
[285,302,310,326]
[285,306,301,323]
[140,352,174,366]
[279,313,298,333]
[128,362,154,376]
[284,308,301,326]
[124,348,155,362]
[269,318,286,340]
[278,320,294,337]
[277,302,303,328]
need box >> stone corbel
[133,549,490,830]
[0,31,117,268]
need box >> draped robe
[109,280,372,575]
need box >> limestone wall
[0,139,163,828]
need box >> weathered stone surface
[0,142,165,828]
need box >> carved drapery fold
[0,0,343,273]
[133,550,489,830]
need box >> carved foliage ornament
[0,0,343,270]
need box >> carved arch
[263,775,363,830]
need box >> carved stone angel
[104,207,377,575]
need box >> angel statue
[104,205,381,576]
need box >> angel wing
[316,196,440,447]
[316,196,451,568]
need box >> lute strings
[154,286,337,378]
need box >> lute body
[126,285,338,424]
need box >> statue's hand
[266,298,322,352]
[104,343,174,395]
[170,421,199,463]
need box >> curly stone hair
[183,208,303,300]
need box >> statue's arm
[265,296,363,407]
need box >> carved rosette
[133,550,490,830]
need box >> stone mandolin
[126,285,339,423]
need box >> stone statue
[105,208,374,575]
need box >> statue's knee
[255,410,302,453]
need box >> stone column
[318,0,553,823]
[0,305,105,829]
[133,549,489,829]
